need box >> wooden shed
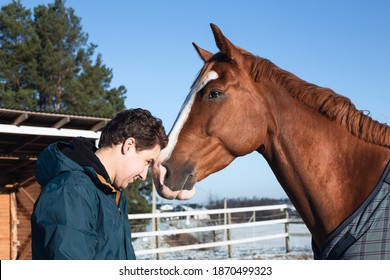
[0,108,110,259]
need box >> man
[31,108,168,259]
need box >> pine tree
[32,0,90,111]
[64,53,126,116]
[0,0,126,117]
[0,0,39,109]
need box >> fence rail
[128,204,311,259]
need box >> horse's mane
[246,54,390,149]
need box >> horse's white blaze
[158,70,219,162]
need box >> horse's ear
[210,23,240,61]
[192,42,213,62]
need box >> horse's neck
[261,88,390,247]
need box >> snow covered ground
[132,222,313,260]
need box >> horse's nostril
[164,167,170,181]
[183,174,194,191]
[161,162,170,181]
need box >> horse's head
[153,24,273,200]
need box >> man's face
[115,144,161,190]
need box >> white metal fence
[128,204,311,259]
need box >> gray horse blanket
[314,160,390,259]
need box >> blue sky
[17,0,390,203]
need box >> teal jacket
[31,138,136,260]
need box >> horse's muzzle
[152,161,196,200]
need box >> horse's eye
[207,91,223,99]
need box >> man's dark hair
[99,108,168,150]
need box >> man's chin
[123,179,137,189]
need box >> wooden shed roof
[0,108,111,187]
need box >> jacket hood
[35,137,111,188]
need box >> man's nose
[140,166,149,181]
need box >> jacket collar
[95,172,121,206]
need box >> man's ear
[122,137,136,154]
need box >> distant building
[174,204,210,220]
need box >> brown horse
[153,24,390,259]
